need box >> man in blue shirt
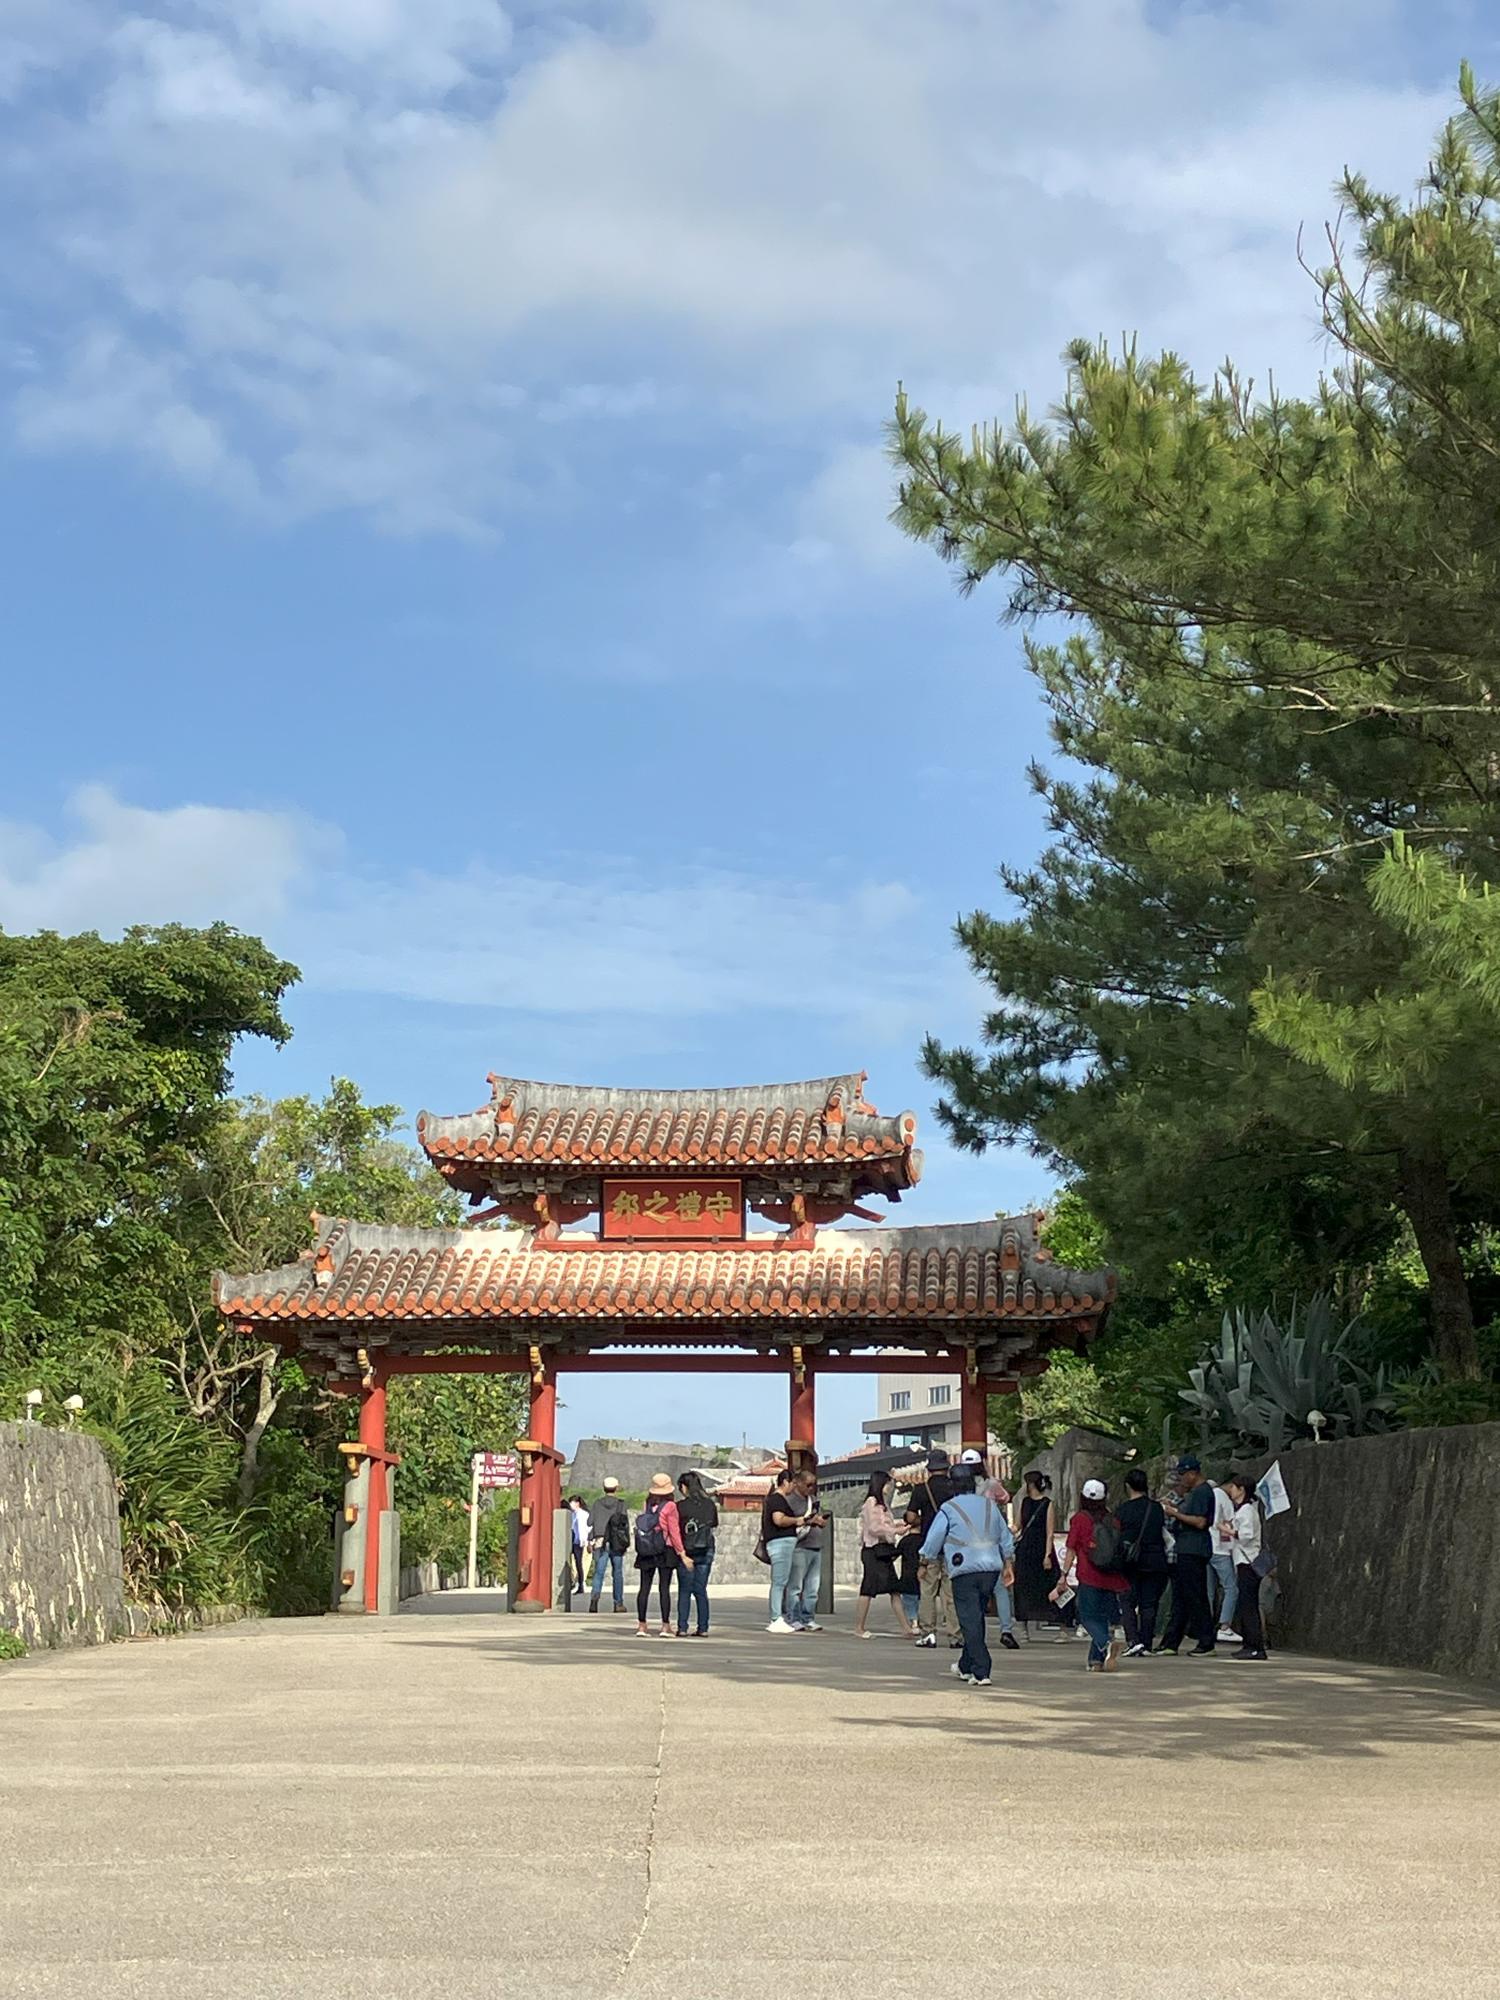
[919,1465,1016,1687]
[1160,1455,1217,1654]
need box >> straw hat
[647,1472,674,1496]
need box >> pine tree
[891,72,1500,1380]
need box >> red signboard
[474,1452,519,1489]
[601,1176,744,1240]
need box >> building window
[889,1390,911,1412]
[929,1385,952,1406]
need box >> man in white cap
[587,1476,630,1613]
[959,1448,1021,1652]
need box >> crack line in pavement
[619,1670,668,1981]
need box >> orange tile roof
[417,1071,920,1183]
[214,1216,1111,1332]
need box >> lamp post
[23,1389,43,1423]
[1307,1408,1327,1445]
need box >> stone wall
[567,1437,776,1494]
[1256,1421,1500,1685]
[0,1422,128,1650]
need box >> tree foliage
[892,71,1500,1382]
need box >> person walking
[567,1495,589,1594]
[896,1507,924,1628]
[961,1449,1020,1651]
[634,1473,685,1637]
[786,1470,826,1633]
[761,1467,804,1633]
[1051,1478,1128,1671]
[1209,1479,1240,1644]
[1222,1472,1270,1662]
[587,1476,630,1613]
[854,1470,912,1638]
[1114,1467,1169,1656]
[1011,1470,1060,1640]
[910,1448,960,1649]
[1160,1455,1218,1654]
[674,1470,719,1637]
[918,1460,1015,1687]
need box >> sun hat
[1082,1478,1107,1500]
[927,1447,951,1470]
[602,1476,620,1492]
[647,1472,674,1496]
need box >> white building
[862,1363,964,1452]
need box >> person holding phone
[786,1468,826,1633]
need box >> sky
[0,0,1487,1456]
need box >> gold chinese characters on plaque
[600,1177,744,1240]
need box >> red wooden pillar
[787,1361,816,1472]
[360,1376,388,1615]
[959,1370,988,1459]
[516,1367,559,1611]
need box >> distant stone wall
[567,1437,775,1494]
[1255,1422,1500,1685]
[0,1422,128,1650]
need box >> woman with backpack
[634,1473,686,1638]
[1222,1472,1270,1662]
[1051,1477,1128,1672]
[674,1470,719,1637]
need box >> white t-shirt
[1210,1484,1235,1556]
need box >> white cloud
[0,786,325,934]
[1,0,1458,535]
[0,791,969,1039]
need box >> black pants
[1236,1567,1267,1654]
[1123,1570,1167,1650]
[636,1556,673,1625]
[571,1547,584,1591]
[1164,1554,1216,1650]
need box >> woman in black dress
[1012,1471,1059,1638]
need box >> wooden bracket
[529,1344,545,1387]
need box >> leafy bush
[0,1630,26,1660]
[1392,1377,1500,1430]
[1177,1295,1395,1455]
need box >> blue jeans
[900,1591,920,1625]
[767,1536,797,1622]
[788,1545,822,1626]
[589,1549,625,1607]
[983,1577,1015,1633]
[677,1547,714,1633]
[1209,1552,1238,1629]
[951,1568,994,1680]
[1077,1583,1121,1664]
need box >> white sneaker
[970,1676,992,1687]
[914,1633,936,1648]
[797,1621,822,1633]
[1216,1626,1239,1643]
[949,1663,973,1681]
[766,1617,795,1634]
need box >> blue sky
[0,0,1483,1454]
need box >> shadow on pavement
[392,1594,1500,1765]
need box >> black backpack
[679,1498,716,1554]
[634,1500,668,1559]
[605,1505,630,1556]
[1088,1514,1124,1573]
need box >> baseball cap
[1082,1478,1107,1500]
[1176,1454,1202,1473]
[959,1448,985,1465]
[602,1476,620,1492]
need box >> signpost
[467,1452,521,1588]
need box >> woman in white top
[1221,1474,1269,1661]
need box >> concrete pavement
[2,1585,1498,1998]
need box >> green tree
[891,75,1500,1380]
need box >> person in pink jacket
[635,1472,685,1637]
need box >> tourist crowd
[572,1448,1273,1675]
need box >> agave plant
[1176,1294,1395,1456]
